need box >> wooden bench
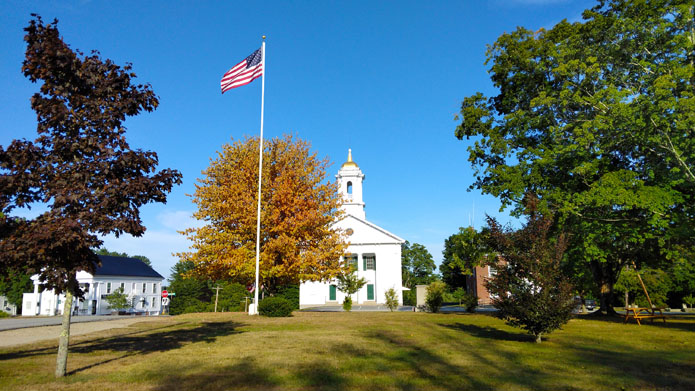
[624,307,666,326]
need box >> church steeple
[337,149,365,219]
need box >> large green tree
[456,0,695,314]
[440,227,489,290]
[401,241,437,288]
[0,16,181,376]
[401,241,436,305]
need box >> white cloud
[157,210,204,231]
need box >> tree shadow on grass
[0,320,244,375]
[558,340,695,390]
[0,323,180,361]
[153,358,283,391]
[441,322,531,342]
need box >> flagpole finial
[262,35,266,40]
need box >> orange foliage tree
[178,135,347,293]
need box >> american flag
[221,48,263,93]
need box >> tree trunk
[590,260,619,315]
[598,281,618,315]
[535,333,542,343]
[55,291,73,377]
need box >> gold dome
[341,148,359,169]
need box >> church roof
[339,214,405,245]
[94,255,164,279]
[340,148,359,169]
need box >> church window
[347,181,353,195]
[363,254,376,270]
[345,254,358,271]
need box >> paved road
[0,315,156,331]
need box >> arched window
[347,181,353,194]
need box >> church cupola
[337,149,365,219]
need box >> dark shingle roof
[94,255,164,279]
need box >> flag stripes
[221,48,263,93]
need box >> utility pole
[213,286,222,312]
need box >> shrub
[276,284,300,310]
[336,268,367,312]
[384,288,399,311]
[0,311,10,318]
[425,281,446,313]
[342,296,352,311]
[462,292,478,313]
[485,211,575,343]
[258,296,293,317]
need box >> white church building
[299,150,405,308]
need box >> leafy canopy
[440,227,489,290]
[0,15,181,296]
[179,135,347,293]
[455,0,695,313]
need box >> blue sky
[1,0,595,279]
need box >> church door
[367,284,374,301]
[329,285,337,301]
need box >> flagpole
[251,37,266,315]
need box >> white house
[1,295,18,316]
[299,150,405,308]
[22,255,164,316]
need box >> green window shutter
[330,285,336,301]
[367,284,374,301]
[363,257,366,271]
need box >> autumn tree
[179,135,347,294]
[0,16,181,376]
[455,0,695,314]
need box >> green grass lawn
[1,311,693,390]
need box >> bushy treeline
[167,261,299,315]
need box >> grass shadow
[0,320,244,375]
[442,322,531,342]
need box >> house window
[367,284,375,301]
[152,283,157,294]
[489,265,497,277]
[120,282,125,290]
[142,283,146,294]
[345,254,358,271]
[106,282,111,294]
[363,255,376,270]
[132,282,136,292]
[151,298,157,308]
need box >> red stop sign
[162,290,168,298]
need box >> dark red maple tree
[0,15,182,376]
